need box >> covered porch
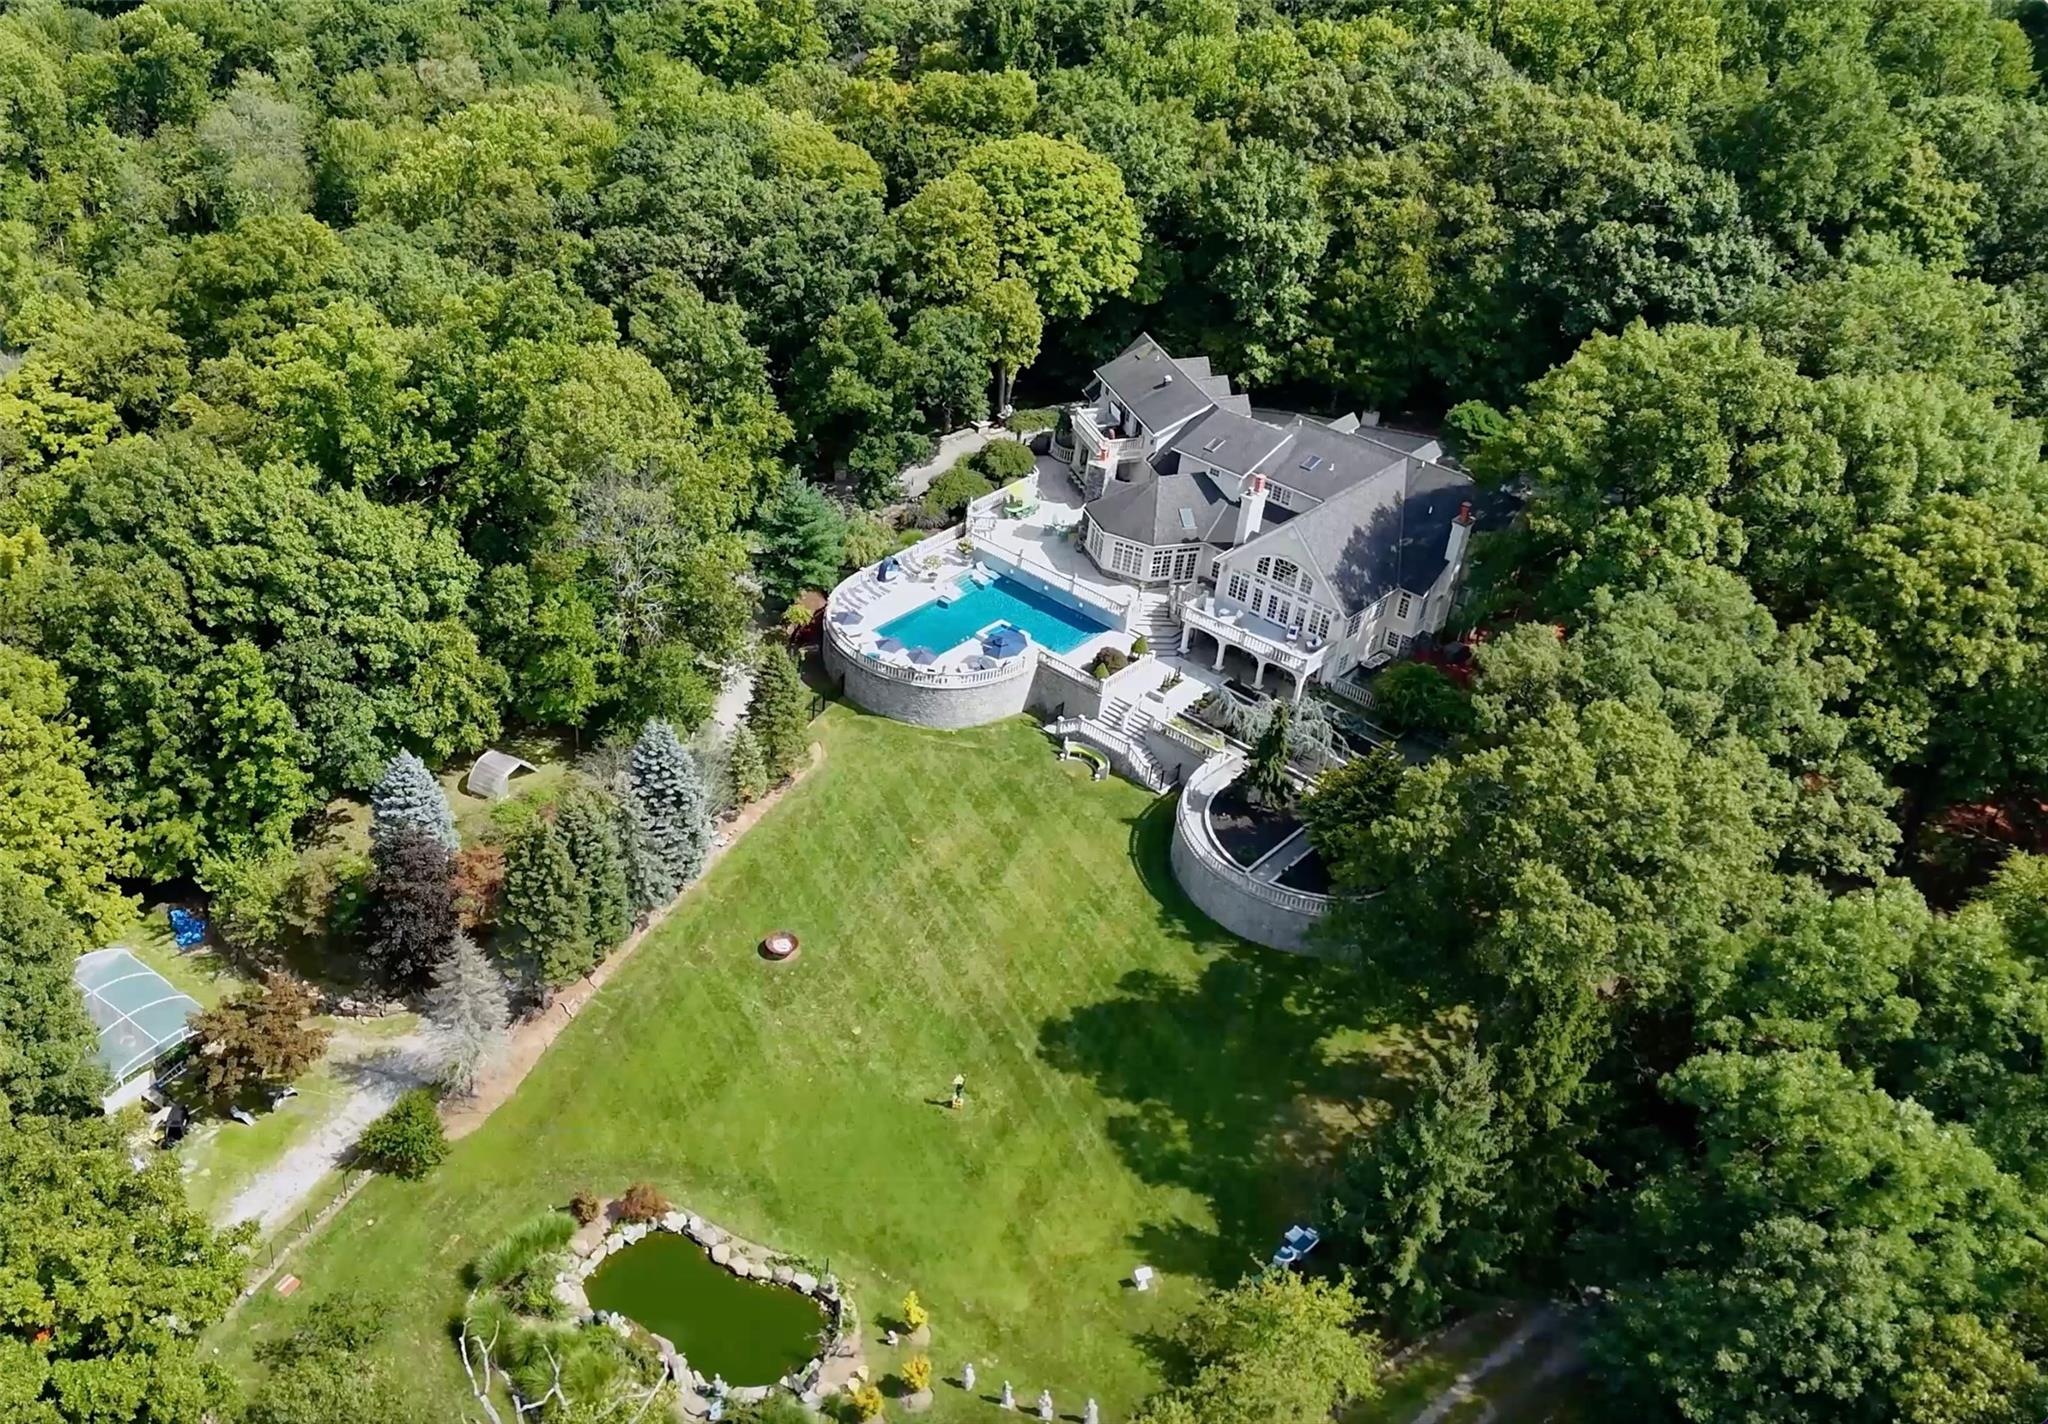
[1175,620,1314,703]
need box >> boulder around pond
[584,1231,827,1383]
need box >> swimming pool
[875,573,1111,656]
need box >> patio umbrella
[876,636,906,655]
[965,655,999,671]
[908,646,939,665]
[830,606,861,625]
[984,626,1029,658]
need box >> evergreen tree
[363,829,458,989]
[501,818,591,986]
[746,643,810,782]
[725,724,769,807]
[754,479,846,606]
[626,719,711,905]
[1244,702,1294,808]
[613,778,668,918]
[425,932,510,1098]
[557,784,631,953]
[369,751,457,854]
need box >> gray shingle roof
[1086,469,1239,546]
[1165,408,1293,479]
[1261,420,1414,502]
[1094,334,1219,434]
[1232,458,1475,614]
[1078,338,1483,603]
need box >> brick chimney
[1443,500,1475,568]
[1233,472,1269,546]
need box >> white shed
[466,749,536,801]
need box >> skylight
[1300,454,1324,471]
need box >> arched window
[1269,557,1300,588]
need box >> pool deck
[830,473,1134,676]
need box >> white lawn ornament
[1132,1264,1155,1291]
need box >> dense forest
[3,0,2048,1417]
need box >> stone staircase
[1133,591,1181,650]
[1045,714,1171,792]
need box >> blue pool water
[876,574,1110,656]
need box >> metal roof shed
[466,749,536,801]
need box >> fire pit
[760,930,800,962]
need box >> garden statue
[1085,1399,1099,1424]
[1037,1388,1054,1420]
[962,1361,976,1392]
[1001,1381,1015,1410]
[951,1073,966,1109]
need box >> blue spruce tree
[614,778,667,918]
[625,720,710,908]
[369,752,457,855]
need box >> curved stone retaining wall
[825,631,1038,728]
[1169,754,1333,954]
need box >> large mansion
[1058,335,1481,696]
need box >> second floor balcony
[1068,405,1140,470]
[1177,590,1330,679]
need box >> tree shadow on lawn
[1038,935,1440,1287]
[1125,796,1237,947]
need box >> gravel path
[709,657,756,739]
[1409,1304,1568,1424]
[897,426,1017,499]
[218,1030,436,1235]
[221,661,762,1242]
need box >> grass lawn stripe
[213,710,1394,1420]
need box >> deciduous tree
[1135,1271,1382,1424]
[363,829,459,989]
[190,975,330,1104]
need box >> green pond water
[583,1232,826,1383]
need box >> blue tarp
[168,908,207,949]
[984,625,1028,658]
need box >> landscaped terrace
[824,465,1138,687]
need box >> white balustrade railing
[826,614,1035,688]
[1045,715,1169,792]
[1177,754,1334,916]
[1177,594,1325,676]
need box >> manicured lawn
[217,709,1412,1418]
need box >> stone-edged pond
[584,1230,827,1384]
